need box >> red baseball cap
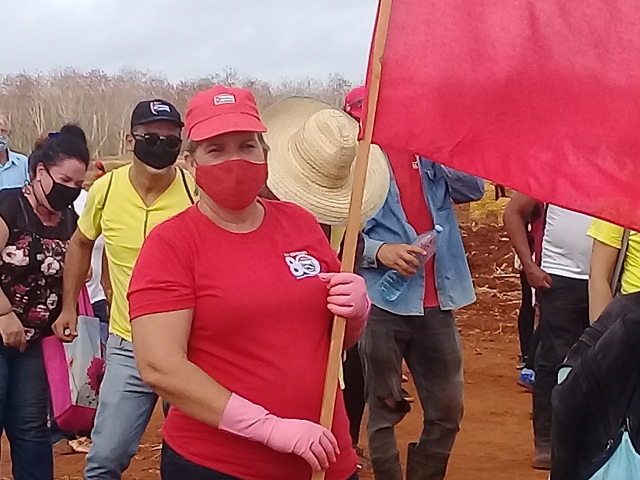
[344,86,366,122]
[185,86,267,141]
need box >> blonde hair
[185,133,270,155]
[0,114,9,130]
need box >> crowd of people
[0,83,636,480]
[504,193,640,475]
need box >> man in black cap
[53,99,197,479]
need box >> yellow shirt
[78,165,197,341]
[330,226,346,253]
[587,219,640,295]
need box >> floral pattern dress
[0,188,77,343]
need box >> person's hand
[218,393,339,472]
[0,312,27,352]
[376,243,426,277]
[320,272,371,347]
[524,264,552,289]
[266,417,339,471]
[319,273,370,322]
[52,308,78,343]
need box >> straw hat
[263,97,390,226]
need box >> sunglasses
[133,133,182,151]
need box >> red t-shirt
[386,151,439,308]
[128,201,357,480]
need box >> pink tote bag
[43,288,105,432]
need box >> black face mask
[41,166,81,212]
[134,138,180,170]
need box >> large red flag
[364,0,640,230]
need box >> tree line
[0,68,356,158]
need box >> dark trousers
[92,299,109,324]
[360,306,463,480]
[518,271,536,360]
[161,443,359,480]
[533,275,589,447]
[343,344,366,447]
[0,339,53,480]
[525,327,541,371]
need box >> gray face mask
[0,135,8,152]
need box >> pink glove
[218,394,339,471]
[319,272,371,348]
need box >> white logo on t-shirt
[285,251,321,280]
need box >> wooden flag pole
[312,1,393,478]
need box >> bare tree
[0,68,354,157]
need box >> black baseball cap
[130,99,184,129]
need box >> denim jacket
[360,157,485,315]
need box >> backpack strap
[611,229,631,294]
[99,171,115,211]
[17,192,31,228]
[178,168,195,205]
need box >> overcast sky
[4,0,377,83]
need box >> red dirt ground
[1,221,549,480]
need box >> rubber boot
[370,452,403,480]
[532,440,551,470]
[406,443,449,480]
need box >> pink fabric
[78,287,94,317]
[364,0,640,231]
[42,287,99,432]
[219,393,339,472]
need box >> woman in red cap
[128,85,369,480]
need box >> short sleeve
[128,226,196,321]
[304,210,341,273]
[0,190,19,231]
[587,218,624,250]
[325,236,341,273]
[77,175,109,241]
[280,201,341,273]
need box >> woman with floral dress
[0,124,89,480]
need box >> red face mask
[195,159,268,211]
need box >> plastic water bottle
[378,225,443,302]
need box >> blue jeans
[84,334,159,479]
[0,339,53,480]
[161,443,359,480]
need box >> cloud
[5,0,377,82]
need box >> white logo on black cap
[150,101,171,115]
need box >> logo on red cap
[214,94,236,106]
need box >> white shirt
[541,205,593,280]
[74,190,107,303]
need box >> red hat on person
[185,86,267,142]
[343,86,366,122]
[95,161,107,179]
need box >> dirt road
[0,335,547,480]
